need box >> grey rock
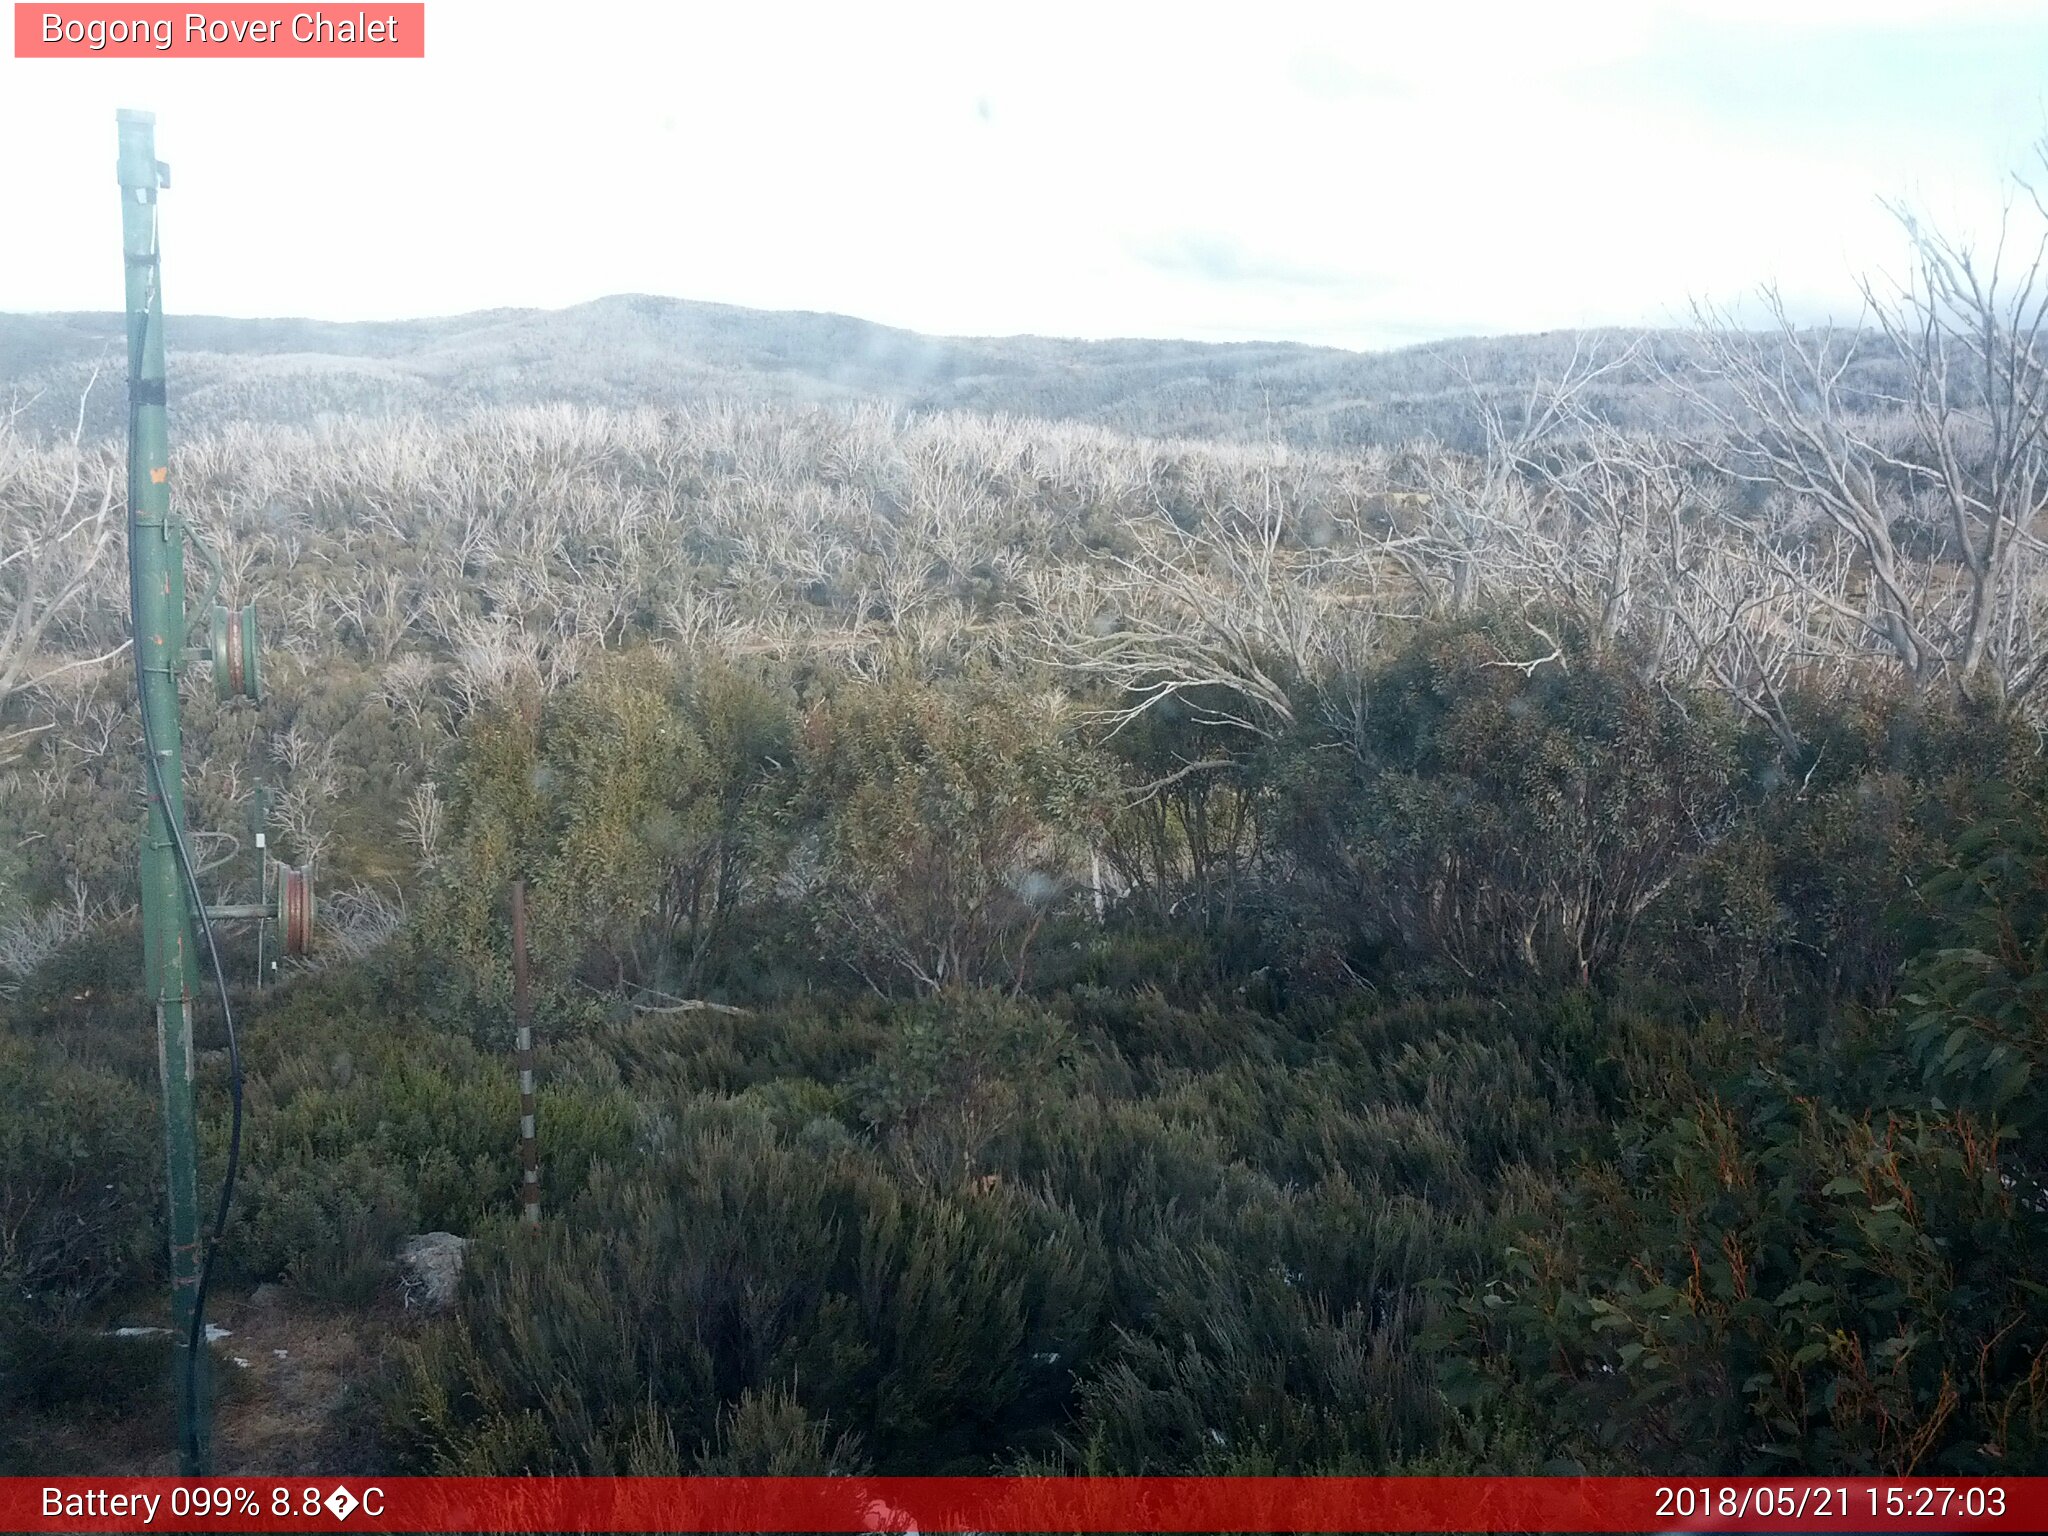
[247,1281,286,1312]
[396,1231,469,1313]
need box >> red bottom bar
[6,1476,2044,1533]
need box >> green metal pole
[117,107,210,1476]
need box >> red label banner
[13,4,424,57]
[2,1476,2044,1533]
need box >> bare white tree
[1031,472,1362,744]
[333,569,427,662]
[1390,340,1641,619]
[401,780,445,868]
[1680,159,2048,712]
[0,380,126,761]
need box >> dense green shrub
[1096,691,1264,928]
[1439,1074,2048,1472]
[377,973,1608,1474]
[1650,688,2036,1017]
[852,993,1082,1185]
[0,1029,167,1430]
[0,1033,160,1319]
[415,652,797,1015]
[792,679,1114,994]
[1438,794,2048,1474]
[1268,614,1740,987]
[0,1326,173,1431]
[192,969,637,1300]
[385,1106,1107,1473]
[1895,784,2048,1147]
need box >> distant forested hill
[2,295,1690,449]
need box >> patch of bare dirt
[211,1287,389,1475]
[11,1286,394,1475]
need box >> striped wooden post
[511,879,540,1226]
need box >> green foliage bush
[1652,688,2035,1017]
[1097,692,1263,928]
[0,1033,160,1320]
[415,652,796,1016]
[1439,1074,2048,1472]
[851,994,1080,1184]
[0,1027,167,1434]
[385,1105,1105,1473]
[792,679,1114,993]
[1897,784,2048,1144]
[1267,614,1740,987]
[1438,791,2048,1473]
[0,1326,172,1430]
[377,975,1606,1474]
[194,969,636,1301]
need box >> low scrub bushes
[382,984,1596,1473]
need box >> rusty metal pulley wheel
[276,864,314,956]
[210,602,262,702]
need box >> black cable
[125,204,244,1464]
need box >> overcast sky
[3,0,2047,350]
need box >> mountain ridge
[1,291,1660,448]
